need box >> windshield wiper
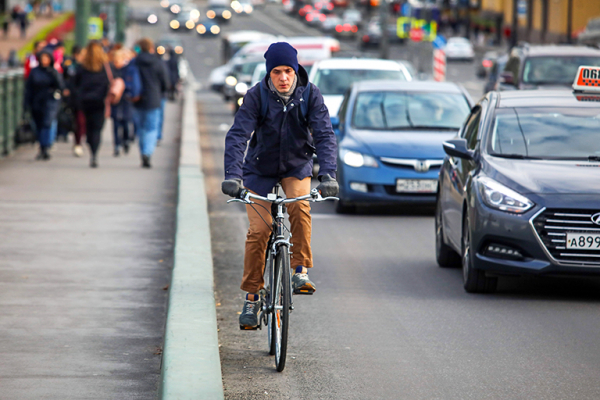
[589,155,600,162]
[492,153,542,160]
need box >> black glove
[316,174,339,198]
[222,178,243,197]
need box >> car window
[313,69,406,95]
[489,108,600,159]
[522,56,600,85]
[338,88,352,124]
[462,107,481,150]
[352,91,471,130]
[504,56,520,83]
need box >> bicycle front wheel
[274,245,290,372]
[264,248,276,356]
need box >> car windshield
[489,108,600,159]
[522,56,600,84]
[352,91,470,130]
[314,69,406,95]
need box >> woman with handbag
[24,49,64,161]
[74,41,115,168]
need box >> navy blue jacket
[224,65,337,196]
[25,51,64,128]
[135,52,169,110]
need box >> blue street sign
[432,35,446,49]
[401,3,411,17]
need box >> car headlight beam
[340,149,378,168]
[235,82,248,94]
[476,176,534,214]
[225,75,238,86]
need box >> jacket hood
[37,49,55,67]
[136,51,158,66]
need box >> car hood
[345,129,457,159]
[484,155,600,195]
[323,95,344,117]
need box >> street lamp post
[75,0,91,48]
[379,0,389,59]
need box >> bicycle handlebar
[227,188,339,205]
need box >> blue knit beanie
[264,42,298,76]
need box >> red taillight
[343,23,351,31]
[482,60,493,68]
[327,3,333,9]
[306,14,312,21]
[319,14,326,22]
[335,25,343,32]
[362,35,369,42]
[351,25,358,33]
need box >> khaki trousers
[241,177,312,294]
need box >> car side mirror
[330,116,340,135]
[443,139,474,160]
[499,71,514,85]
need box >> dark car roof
[521,45,600,57]
[496,90,600,108]
[353,80,464,94]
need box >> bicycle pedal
[239,324,260,330]
[293,288,314,295]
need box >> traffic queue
[205,10,600,294]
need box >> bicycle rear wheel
[274,246,290,372]
[264,248,276,356]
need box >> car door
[442,105,482,249]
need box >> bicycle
[227,184,338,372]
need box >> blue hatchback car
[331,81,473,213]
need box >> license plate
[566,233,600,250]
[396,179,438,193]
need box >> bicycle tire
[274,246,290,372]
[264,248,276,356]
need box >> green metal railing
[0,69,25,157]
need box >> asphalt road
[161,4,600,399]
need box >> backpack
[257,80,311,126]
[124,58,143,102]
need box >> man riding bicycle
[222,42,339,329]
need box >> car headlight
[225,76,237,86]
[147,14,158,24]
[235,82,248,94]
[476,176,534,214]
[210,25,220,34]
[340,149,378,168]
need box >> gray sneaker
[292,272,316,295]
[239,298,262,329]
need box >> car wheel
[435,199,460,268]
[462,213,497,293]
[335,199,356,214]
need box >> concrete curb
[160,69,224,399]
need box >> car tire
[435,199,460,268]
[462,213,497,293]
[335,199,356,214]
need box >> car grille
[532,208,600,266]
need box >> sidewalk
[0,14,64,60]
[0,101,181,398]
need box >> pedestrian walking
[166,47,180,100]
[110,48,133,156]
[75,41,111,168]
[0,11,10,38]
[156,50,170,145]
[63,46,86,156]
[24,40,47,78]
[133,38,169,168]
[24,49,64,160]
